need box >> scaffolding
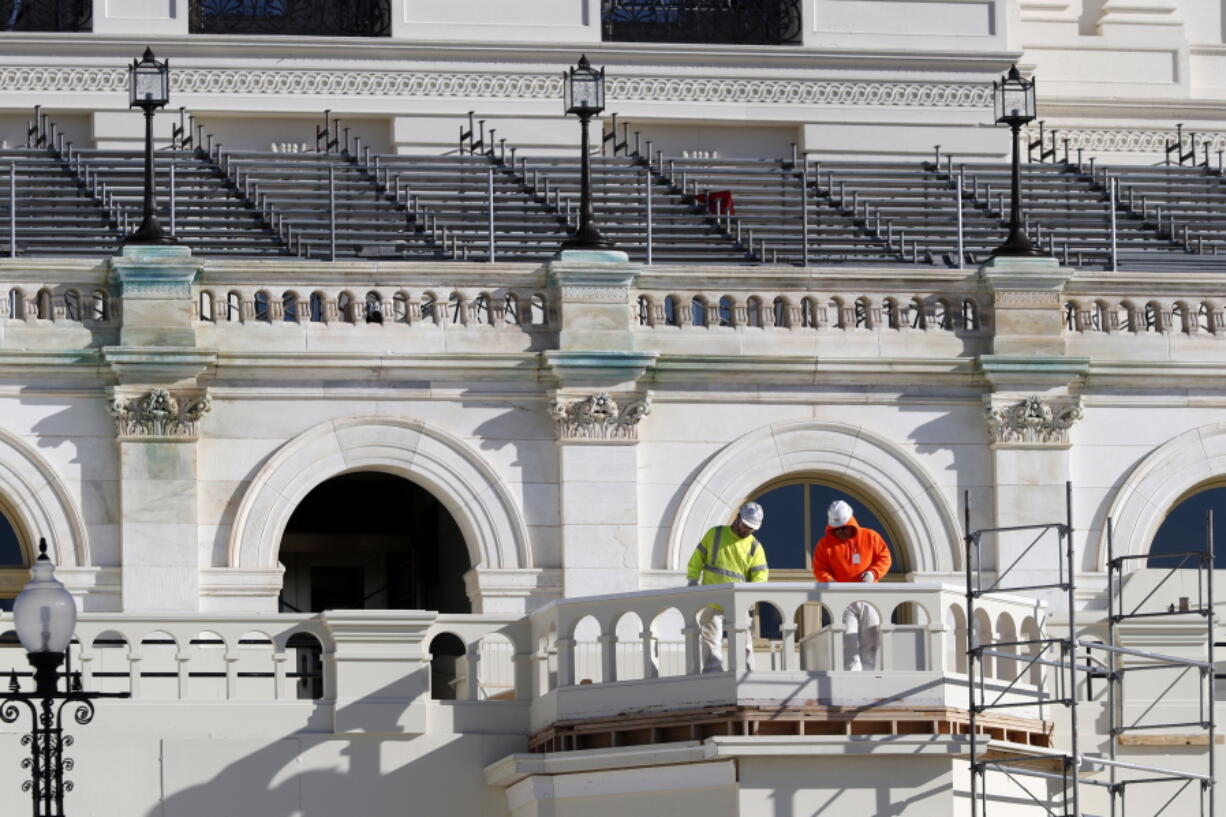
[964,483,1216,817]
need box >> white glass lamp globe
[12,539,77,655]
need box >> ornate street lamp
[124,47,174,245]
[2,539,127,816]
[991,65,1043,257]
[560,55,615,251]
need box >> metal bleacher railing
[10,108,1226,270]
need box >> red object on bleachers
[694,190,735,216]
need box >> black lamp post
[560,55,615,251]
[1,539,128,816]
[991,65,1043,258]
[124,47,175,245]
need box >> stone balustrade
[522,583,1047,730]
[1063,295,1226,335]
[193,285,555,329]
[0,585,1047,732]
[633,289,990,332]
[0,283,115,325]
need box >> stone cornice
[0,34,1015,71]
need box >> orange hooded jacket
[811,516,892,583]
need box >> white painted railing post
[640,629,658,679]
[272,651,290,700]
[682,622,701,676]
[599,633,618,683]
[465,642,482,700]
[176,649,190,699]
[556,637,576,687]
[779,623,797,671]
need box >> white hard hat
[828,500,854,528]
[739,501,764,530]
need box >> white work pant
[698,606,754,673]
[842,601,881,671]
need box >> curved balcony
[0,584,1051,749]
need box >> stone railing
[1063,295,1226,335]
[633,289,991,333]
[523,582,1048,731]
[0,586,1048,737]
[0,282,116,326]
[193,285,554,329]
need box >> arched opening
[0,506,24,611]
[1148,483,1226,568]
[748,476,910,577]
[277,472,472,613]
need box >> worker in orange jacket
[812,500,892,671]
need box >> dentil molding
[549,391,652,442]
[110,387,212,441]
[984,394,1082,447]
[0,66,991,108]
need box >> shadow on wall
[902,399,987,544]
[148,669,521,817]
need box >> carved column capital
[548,391,652,443]
[984,394,1082,448]
[110,388,212,441]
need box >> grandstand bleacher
[6,118,1226,269]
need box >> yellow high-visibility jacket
[686,525,769,585]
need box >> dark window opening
[279,472,472,613]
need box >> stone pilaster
[106,245,216,612]
[546,250,655,597]
[977,257,1088,595]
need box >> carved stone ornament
[1,68,991,110]
[549,392,652,442]
[110,388,212,440]
[985,395,1082,447]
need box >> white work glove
[687,579,698,587]
[859,571,875,583]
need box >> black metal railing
[602,0,802,45]
[189,0,390,37]
[0,0,91,32]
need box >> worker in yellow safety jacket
[685,501,769,672]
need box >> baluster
[176,648,190,699]
[465,642,482,700]
[273,649,290,700]
[599,633,618,683]
[683,618,701,676]
[640,629,658,679]
[556,637,576,687]
[779,622,797,671]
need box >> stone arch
[1099,422,1226,569]
[0,427,87,566]
[667,420,959,574]
[228,416,530,572]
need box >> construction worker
[686,501,769,673]
[812,500,892,671]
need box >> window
[0,508,23,611]
[1148,484,1226,569]
[750,479,907,576]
